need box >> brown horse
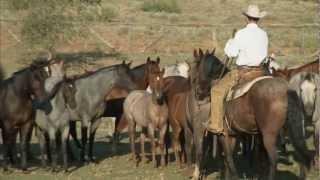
[124,67,168,168]
[190,50,312,179]
[163,76,190,167]
[163,49,227,169]
[0,59,61,171]
[273,59,319,80]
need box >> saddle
[226,66,272,101]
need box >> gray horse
[289,72,320,167]
[69,61,136,162]
[35,80,77,171]
[124,68,168,168]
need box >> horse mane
[132,63,145,70]
[69,63,122,80]
[288,59,319,70]
[13,58,50,76]
[0,62,4,81]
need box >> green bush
[142,0,181,13]
[16,0,117,52]
[8,0,32,10]
[100,6,118,22]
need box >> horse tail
[0,62,4,81]
[287,89,311,169]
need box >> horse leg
[19,121,33,171]
[1,128,15,171]
[112,115,121,154]
[48,128,57,171]
[261,133,278,180]
[219,134,238,180]
[140,128,147,163]
[9,132,18,165]
[128,121,137,164]
[61,126,69,172]
[26,123,34,160]
[192,127,205,180]
[66,133,75,162]
[172,122,182,167]
[80,125,88,162]
[88,119,101,162]
[147,125,157,168]
[159,123,168,168]
[314,121,320,168]
[36,127,48,168]
[184,125,193,167]
[69,121,82,149]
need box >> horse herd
[0,49,319,180]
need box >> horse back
[226,78,288,133]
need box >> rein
[217,56,230,81]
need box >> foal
[124,68,168,168]
[35,79,77,171]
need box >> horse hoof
[141,157,149,164]
[160,160,166,168]
[153,163,157,168]
[22,169,31,174]
[51,168,59,173]
[21,167,28,172]
[89,157,97,164]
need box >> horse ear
[127,60,133,67]
[205,49,209,55]
[156,57,160,64]
[161,68,165,75]
[147,57,151,63]
[199,48,204,57]
[193,49,198,58]
[211,48,216,55]
[122,60,126,65]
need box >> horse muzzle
[32,100,53,115]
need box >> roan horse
[103,57,161,152]
[68,61,137,162]
[35,79,77,171]
[68,58,161,160]
[190,49,311,179]
[124,68,168,168]
[0,59,64,170]
[289,72,320,168]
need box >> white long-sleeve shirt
[224,23,268,66]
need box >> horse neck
[75,68,116,100]
[12,70,32,98]
[131,65,148,89]
[50,85,67,112]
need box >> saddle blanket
[226,76,273,101]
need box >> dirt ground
[0,124,319,179]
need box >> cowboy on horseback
[209,5,269,134]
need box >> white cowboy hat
[243,5,267,19]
